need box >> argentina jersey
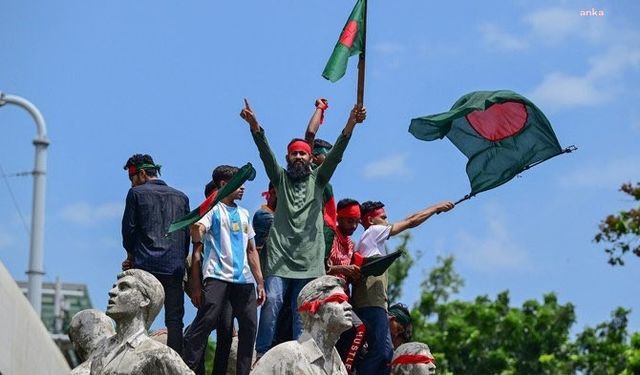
[197,202,256,284]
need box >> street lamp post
[0,92,49,316]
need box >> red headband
[288,140,311,155]
[361,207,385,225]
[127,165,138,177]
[337,204,361,219]
[298,292,349,315]
[390,354,435,366]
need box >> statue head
[390,342,436,375]
[106,269,164,330]
[297,275,352,334]
[68,309,115,361]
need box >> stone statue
[88,269,194,375]
[251,275,352,375]
[68,309,115,375]
[390,342,436,375]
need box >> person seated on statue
[390,342,436,375]
[89,269,194,375]
[68,309,115,375]
[251,275,353,375]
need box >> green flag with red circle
[409,90,567,196]
[322,0,366,82]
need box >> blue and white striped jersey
[197,202,256,284]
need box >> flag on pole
[322,0,366,82]
[167,163,256,233]
[409,90,568,196]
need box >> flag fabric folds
[167,163,256,233]
[322,0,366,82]
[409,90,564,196]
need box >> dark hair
[360,201,385,218]
[337,198,360,211]
[204,180,217,197]
[212,165,239,188]
[123,154,158,177]
[313,138,333,149]
[389,303,413,342]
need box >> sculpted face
[317,286,353,332]
[392,342,436,375]
[106,275,149,320]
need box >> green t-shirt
[251,128,351,279]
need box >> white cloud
[528,72,604,109]
[454,206,531,273]
[479,23,529,51]
[529,43,640,110]
[524,7,584,45]
[558,156,640,190]
[372,42,404,55]
[60,202,124,225]
[363,153,411,179]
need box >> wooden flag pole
[356,0,367,107]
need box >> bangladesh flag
[409,90,566,196]
[167,163,256,233]
[322,0,366,82]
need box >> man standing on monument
[121,154,190,354]
[239,98,366,358]
[353,200,454,375]
[182,165,265,375]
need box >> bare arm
[246,239,266,305]
[390,201,455,237]
[189,223,206,308]
[305,98,329,144]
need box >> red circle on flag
[466,101,528,141]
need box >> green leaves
[594,182,640,266]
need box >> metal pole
[0,92,49,316]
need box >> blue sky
[1,0,639,335]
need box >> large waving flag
[167,163,256,233]
[322,0,366,82]
[409,90,573,197]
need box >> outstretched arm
[316,105,366,185]
[390,201,454,237]
[240,98,282,184]
[305,98,329,144]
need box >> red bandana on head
[127,165,138,177]
[361,207,385,226]
[298,292,349,315]
[287,140,311,155]
[391,354,436,366]
[337,204,361,220]
[390,354,436,366]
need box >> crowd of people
[120,98,454,375]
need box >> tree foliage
[594,182,640,266]
[408,255,639,374]
[386,232,417,302]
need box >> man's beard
[286,160,312,181]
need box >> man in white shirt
[182,165,265,375]
[352,200,453,375]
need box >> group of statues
[69,271,435,375]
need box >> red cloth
[287,140,311,155]
[390,354,435,366]
[327,231,355,284]
[298,292,349,314]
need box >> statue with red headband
[240,98,366,360]
[390,342,437,375]
[251,275,352,375]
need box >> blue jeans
[356,307,393,375]
[255,276,311,354]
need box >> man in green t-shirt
[239,98,365,357]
